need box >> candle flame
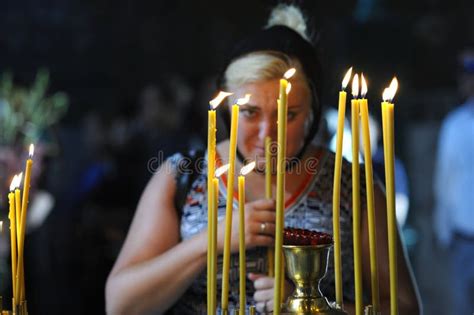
[209,91,233,109]
[29,144,35,158]
[17,172,23,188]
[382,77,399,102]
[284,68,296,79]
[382,88,390,102]
[388,77,398,102]
[352,73,359,98]
[286,82,292,94]
[9,175,17,191]
[236,94,251,105]
[342,67,353,90]
[215,164,230,178]
[240,161,256,176]
[360,73,368,98]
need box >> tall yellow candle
[15,173,22,253]
[382,78,399,315]
[208,91,231,314]
[265,136,274,277]
[214,164,229,314]
[351,74,363,315]
[212,176,220,314]
[16,144,34,303]
[207,179,214,315]
[8,177,18,304]
[274,68,295,315]
[14,173,23,305]
[221,94,250,310]
[359,74,380,312]
[238,161,256,314]
[332,67,352,307]
[265,136,272,199]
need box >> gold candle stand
[282,244,347,315]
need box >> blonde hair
[224,52,307,91]
[223,5,311,91]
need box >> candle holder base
[282,244,348,315]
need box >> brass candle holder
[282,244,347,315]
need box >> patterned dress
[167,148,365,314]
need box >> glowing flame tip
[286,82,292,94]
[215,164,230,178]
[352,74,360,98]
[389,77,398,101]
[361,73,368,98]
[342,67,353,89]
[284,68,296,79]
[236,94,251,105]
[209,91,233,109]
[382,88,390,102]
[382,77,399,102]
[29,144,35,158]
[240,161,256,176]
[9,175,17,191]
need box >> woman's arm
[105,160,208,315]
[360,183,422,315]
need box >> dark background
[0,0,473,313]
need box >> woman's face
[231,78,312,168]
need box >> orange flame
[286,82,292,94]
[209,91,233,109]
[352,74,359,98]
[9,175,17,191]
[284,68,296,79]
[240,161,256,176]
[29,144,35,158]
[237,94,251,105]
[342,67,353,90]
[215,164,230,178]
[361,73,368,98]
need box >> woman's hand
[248,273,293,314]
[217,198,276,253]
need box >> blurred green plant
[0,69,69,146]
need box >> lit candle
[265,136,274,277]
[332,67,352,307]
[14,173,22,305]
[8,176,18,305]
[351,74,363,315]
[238,161,256,314]
[273,68,295,315]
[15,172,24,305]
[16,144,34,303]
[221,94,250,311]
[214,163,229,314]
[15,173,23,253]
[208,91,232,314]
[382,77,399,315]
[359,74,380,312]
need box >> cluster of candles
[333,69,399,315]
[206,68,295,315]
[6,144,34,314]
[205,66,400,315]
